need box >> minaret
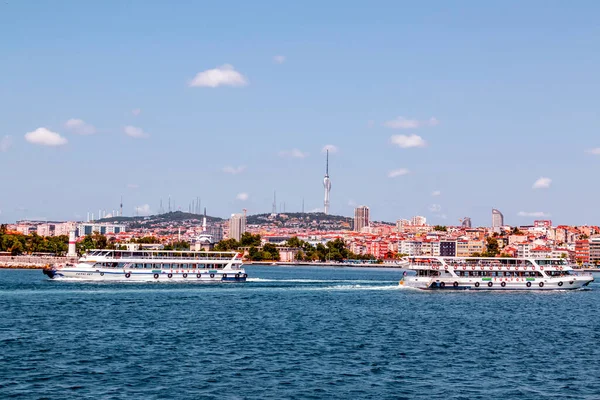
[203,207,207,232]
[323,150,331,214]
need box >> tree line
[0,225,68,255]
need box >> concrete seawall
[0,256,77,269]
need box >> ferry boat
[43,249,247,282]
[399,256,593,290]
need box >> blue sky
[1,1,599,226]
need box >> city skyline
[1,2,600,225]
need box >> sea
[1,266,600,399]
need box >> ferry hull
[44,266,247,283]
[401,276,593,290]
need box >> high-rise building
[461,217,472,228]
[492,209,504,233]
[323,150,331,215]
[354,206,370,232]
[229,213,246,241]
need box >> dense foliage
[214,233,280,261]
[0,224,68,255]
[286,237,376,262]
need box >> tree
[164,241,189,251]
[240,233,261,247]
[485,237,499,257]
[214,238,239,251]
[433,225,447,232]
[286,236,303,248]
[262,243,280,261]
[511,227,523,235]
[92,233,108,249]
[10,240,24,256]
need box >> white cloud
[518,211,550,217]
[236,192,249,201]
[383,116,439,129]
[127,183,139,189]
[65,118,96,135]
[429,204,442,213]
[189,64,248,88]
[390,134,427,148]
[432,190,441,196]
[273,55,286,64]
[24,127,68,146]
[388,168,410,178]
[279,149,308,158]
[132,108,142,116]
[532,177,552,189]
[124,125,148,139]
[586,148,600,155]
[223,165,246,175]
[134,204,151,216]
[0,135,13,152]
[321,144,338,154]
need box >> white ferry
[399,256,593,290]
[43,249,247,282]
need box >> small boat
[43,249,247,282]
[399,256,593,290]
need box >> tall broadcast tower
[323,150,331,215]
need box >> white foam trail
[246,278,397,284]
[298,284,402,291]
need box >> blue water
[1,266,600,399]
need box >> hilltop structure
[323,150,331,215]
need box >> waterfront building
[411,216,427,226]
[229,213,246,241]
[440,241,456,256]
[76,223,126,237]
[492,209,504,233]
[589,237,600,265]
[456,241,470,257]
[467,240,485,255]
[516,243,532,258]
[534,220,552,229]
[54,222,77,236]
[400,240,422,256]
[396,219,411,232]
[354,206,370,232]
[36,224,55,237]
[575,240,590,264]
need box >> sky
[1,1,599,226]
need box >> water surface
[1,266,599,399]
